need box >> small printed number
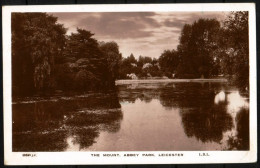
[22,153,37,157]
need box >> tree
[220,12,249,90]
[176,19,221,78]
[99,41,122,81]
[12,13,66,95]
[137,56,152,67]
[126,53,137,64]
[176,24,195,78]
[159,49,179,78]
[60,28,112,91]
[118,54,139,79]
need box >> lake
[12,81,249,151]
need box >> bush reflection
[13,92,122,151]
[13,82,249,151]
[118,82,249,150]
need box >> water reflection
[214,91,225,104]
[13,82,249,151]
[117,82,249,150]
[12,92,122,151]
[158,83,233,144]
[180,101,233,143]
[222,91,249,150]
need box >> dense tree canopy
[137,56,152,67]
[159,49,179,78]
[12,14,115,96]
[12,13,66,95]
[220,11,249,90]
[157,12,249,90]
[12,12,249,96]
[99,41,122,81]
[56,28,114,91]
[118,54,161,79]
[176,18,221,78]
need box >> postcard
[2,3,257,165]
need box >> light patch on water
[126,83,165,89]
[77,108,121,114]
[214,91,225,104]
[13,97,60,104]
[220,91,249,150]
[60,97,73,100]
[221,128,239,150]
[127,83,139,89]
[227,91,249,114]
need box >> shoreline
[115,78,228,85]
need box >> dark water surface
[12,82,249,151]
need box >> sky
[51,12,228,59]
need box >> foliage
[99,41,122,81]
[159,50,179,78]
[12,12,249,96]
[118,54,139,79]
[12,13,66,95]
[176,19,221,78]
[137,56,152,67]
[12,14,116,96]
[118,54,162,79]
[57,28,113,91]
[220,11,249,90]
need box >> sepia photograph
[3,3,257,165]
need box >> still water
[12,82,249,151]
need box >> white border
[2,3,257,165]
